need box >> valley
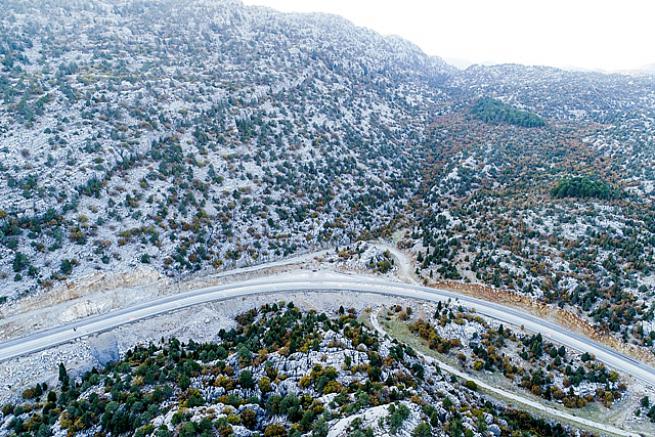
[1,0,655,435]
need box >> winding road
[1,271,654,390]
[369,308,640,437]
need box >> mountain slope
[0,303,589,436]
[2,0,655,355]
[0,0,451,298]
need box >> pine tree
[58,362,69,388]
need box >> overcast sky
[242,0,654,72]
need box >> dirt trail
[375,239,655,368]
[372,240,419,285]
[2,237,653,369]
[371,307,640,437]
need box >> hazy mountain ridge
[455,63,655,122]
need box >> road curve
[369,308,640,437]
[1,271,654,388]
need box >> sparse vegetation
[0,304,584,436]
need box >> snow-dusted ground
[371,308,645,437]
[0,290,404,405]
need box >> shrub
[413,421,432,437]
[264,424,286,437]
[464,380,478,391]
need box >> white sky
[242,0,654,72]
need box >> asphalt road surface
[1,271,654,388]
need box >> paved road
[1,271,654,389]
[369,308,641,437]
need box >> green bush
[471,97,545,127]
[551,175,621,200]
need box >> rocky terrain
[407,109,655,349]
[0,0,452,301]
[1,1,655,434]
[402,301,627,410]
[1,0,655,350]
[0,303,593,436]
